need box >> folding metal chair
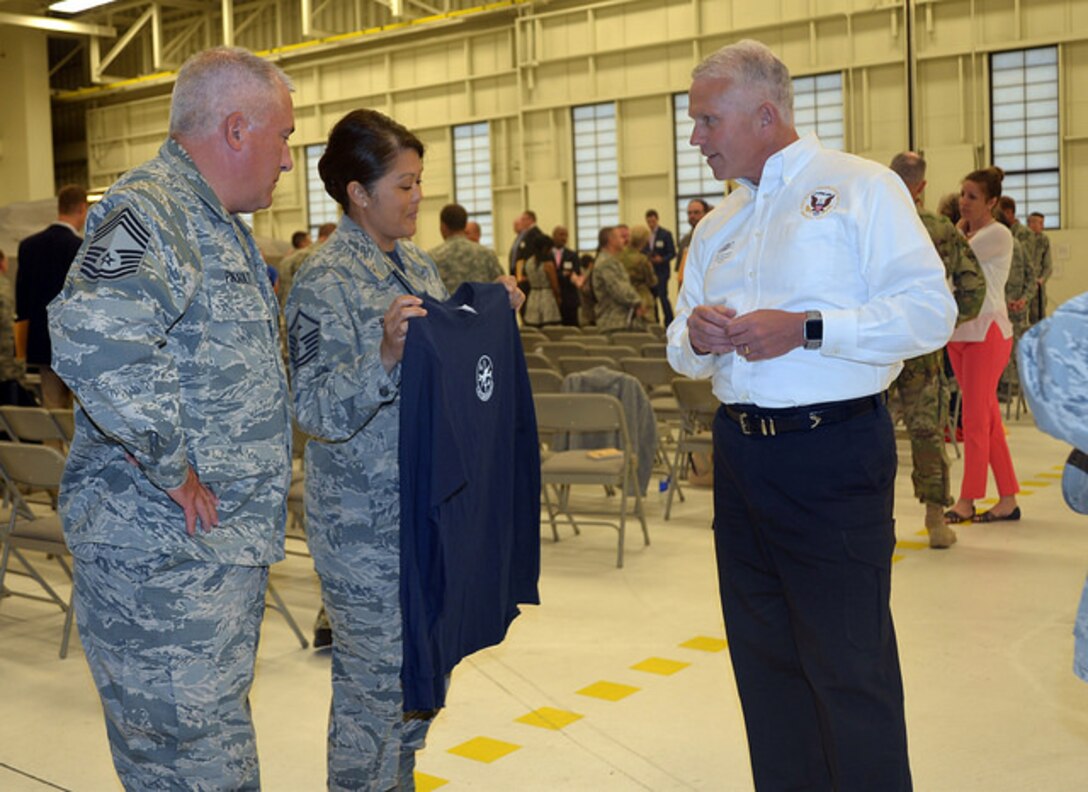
[0,442,75,658]
[534,393,649,568]
[666,378,718,520]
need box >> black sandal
[973,506,1021,523]
[943,506,975,524]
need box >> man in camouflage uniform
[429,202,503,293]
[889,153,986,548]
[48,47,294,790]
[592,225,646,332]
[1026,211,1053,324]
[996,197,1039,395]
[0,249,29,404]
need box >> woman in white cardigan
[944,166,1021,524]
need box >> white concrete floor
[2,415,1088,791]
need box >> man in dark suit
[644,208,676,325]
[510,210,543,317]
[551,225,582,326]
[16,184,88,408]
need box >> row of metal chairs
[0,406,74,447]
[526,341,665,369]
[531,375,717,567]
[522,325,666,345]
[0,406,311,657]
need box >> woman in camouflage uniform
[288,109,521,791]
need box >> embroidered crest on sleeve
[801,188,839,219]
[289,310,321,369]
[80,208,151,280]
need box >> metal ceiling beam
[0,11,116,37]
[91,4,156,81]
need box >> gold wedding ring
[742,344,751,356]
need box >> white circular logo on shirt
[476,355,494,402]
[801,187,839,218]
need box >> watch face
[807,319,823,341]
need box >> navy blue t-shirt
[398,282,541,712]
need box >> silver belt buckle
[738,412,776,436]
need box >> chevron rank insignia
[80,207,150,281]
[289,310,321,369]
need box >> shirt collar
[160,137,234,223]
[337,214,432,293]
[737,132,822,194]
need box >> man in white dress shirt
[667,40,957,792]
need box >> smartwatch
[803,310,823,350]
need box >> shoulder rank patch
[80,207,151,281]
[289,310,320,369]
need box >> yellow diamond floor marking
[447,736,521,764]
[414,771,449,791]
[1039,472,1062,479]
[631,657,691,676]
[896,540,928,551]
[577,681,640,701]
[515,707,584,730]
[680,635,728,652]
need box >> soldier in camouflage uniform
[592,226,646,333]
[889,153,986,548]
[287,109,522,791]
[47,48,294,790]
[621,225,659,318]
[999,198,1053,326]
[428,202,503,294]
[1026,211,1053,324]
[0,249,29,403]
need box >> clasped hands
[687,305,806,362]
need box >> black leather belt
[1069,449,1088,474]
[723,395,882,437]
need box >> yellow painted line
[980,498,999,505]
[892,554,905,563]
[414,771,449,791]
[1021,480,1049,487]
[447,736,521,763]
[895,540,928,551]
[1038,472,1062,479]
[679,635,728,652]
[1018,490,1035,496]
[577,681,640,701]
[914,529,929,537]
[515,706,583,730]
[631,657,691,676]
[1053,465,1066,471]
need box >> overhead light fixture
[49,0,116,14]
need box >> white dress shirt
[949,221,1014,343]
[667,134,957,408]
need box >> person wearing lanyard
[668,40,957,791]
[285,108,521,791]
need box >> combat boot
[925,502,957,549]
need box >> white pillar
[0,26,55,204]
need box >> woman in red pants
[944,167,1021,524]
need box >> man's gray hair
[889,151,927,188]
[169,47,293,139]
[692,39,794,124]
